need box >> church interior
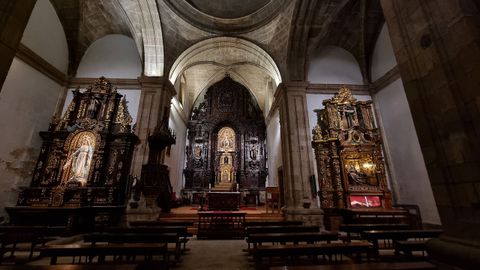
[0,0,479,269]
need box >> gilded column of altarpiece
[16,77,138,208]
[312,88,391,209]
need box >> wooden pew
[339,223,411,242]
[103,226,191,250]
[247,232,339,249]
[40,243,168,265]
[129,221,194,227]
[245,221,303,227]
[84,233,181,262]
[244,226,320,250]
[269,261,438,270]
[360,229,443,257]
[0,226,66,261]
[253,242,372,269]
[246,225,320,235]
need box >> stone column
[275,82,323,226]
[381,1,480,268]
[131,76,175,177]
[0,0,37,90]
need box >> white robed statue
[63,135,94,185]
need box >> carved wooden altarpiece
[312,87,392,209]
[184,76,267,193]
[7,77,138,227]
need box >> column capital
[138,76,176,97]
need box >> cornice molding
[306,83,369,95]
[16,43,67,86]
[69,77,141,89]
[369,66,400,94]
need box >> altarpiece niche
[184,76,267,192]
[8,77,138,225]
[311,87,392,209]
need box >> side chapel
[7,77,138,226]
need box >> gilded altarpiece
[11,77,138,216]
[184,77,267,191]
[312,88,391,209]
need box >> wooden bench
[339,223,411,242]
[247,232,339,249]
[129,221,194,227]
[84,232,181,262]
[244,226,320,250]
[253,242,372,269]
[360,229,443,256]
[103,226,191,250]
[394,239,429,256]
[246,225,320,235]
[0,226,65,261]
[245,221,303,227]
[40,243,168,265]
[269,261,438,270]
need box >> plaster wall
[21,0,68,73]
[164,99,187,198]
[371,24,396,81]
[0,58,64,213]
[76,35,142,79]
[266,109,282,187]
[373,79,441,224]
[306,46,363,84]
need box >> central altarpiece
[7,77,138,228]
[184,77,267,200]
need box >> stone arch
[169,37,282,104]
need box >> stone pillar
[275,82,323,226]
[131,76,175,177]
[0,0,37,90]
[381,1,480,268]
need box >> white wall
[266,110,282,187]
[0,59,65,212]
[21,0,68,73]
[307,46,363,84]
[76,35,142,79]
[370,23,440,224]
[373,79,440,224]
[0,0,68,215]
[371,24,397,81]
[164,99,187,198]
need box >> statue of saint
[64,135,94,185]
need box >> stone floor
[174,238,252,269]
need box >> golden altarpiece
[7,77,138,227]
[312,88,392,210]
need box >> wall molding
[307,83,369,95]
[370,66,400,94]
[16,43,67,85]
[69,77,141,89]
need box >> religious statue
[87,99,101,119]
[249,145,258,160]
[63,134,94,185]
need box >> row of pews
[0,221,194,269]
[244,217,442,270]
